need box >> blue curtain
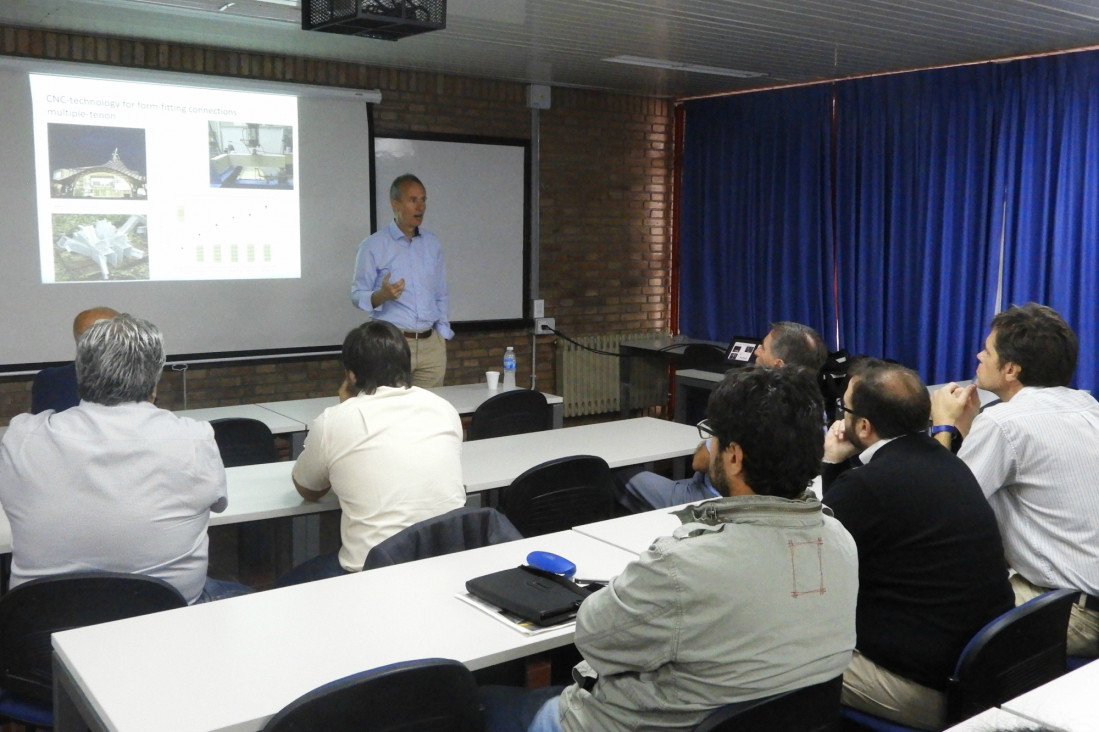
[680,48,1099,390]
[832,66,1003,382]
[995,54,1099,391]
[679,86,835,343]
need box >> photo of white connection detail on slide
[31,73,301,283]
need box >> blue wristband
[931,425,960,436]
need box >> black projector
[302,0,446,41]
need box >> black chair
[210,417,280,467]
[363,506,523,570]
[680,343,730,374]
[1067,655,1094,671]
[209,417,281,585]
[818,349,850,423]
[842,588,1077,730]
[0,572,186,731]
[261,658,482,732]
[499,455,616,537]
[467,389,552,441]
[692,675,843,732]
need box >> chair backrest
[362,506,523,570]
[946,588,1076,723]
[680,343,729,373]
[499,454,616,537]
[692,675,843,732]
[210,417,280,467]
[0,572,186,703]
[818,349,850,423]
[261,658,482,732]
[467,389,552,441]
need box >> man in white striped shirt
[931,303,1099,658]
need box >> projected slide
[30,74,300,283]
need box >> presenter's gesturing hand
[370,271,405,308]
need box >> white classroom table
[53,531,637,732]
[258,384,565,455]
[229,416,697,562]
[1000,656,1099,731]
[461,417,699,492]
[573,502,688,554]
[221,416,698,508]
[0,417,697,557]
[572,475,823,555]
[942,707,1038,731]
[0,463,335,564]
[173,403,306,437]
[926,379,1001,409]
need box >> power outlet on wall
[534,318,556,335]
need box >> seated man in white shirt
[0,313,249,604]
[275,319,466,586]
[931,303,1099,658]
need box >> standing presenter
[351,173,451,387]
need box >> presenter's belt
[402,328,434,339]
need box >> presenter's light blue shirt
[351,221,452,339]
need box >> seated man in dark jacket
[823,357,1014,730]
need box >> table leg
[550,403,563,429]
[291,515,320,567]
[289,430,306,459]
[54,651,109,732]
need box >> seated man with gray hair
[0,313,250,604]
[30,305,119,414]
[617,320,830,513]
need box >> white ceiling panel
[1,0,1098,98]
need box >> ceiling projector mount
[302,0,446,41]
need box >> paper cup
[486,371,501,389]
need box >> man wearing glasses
[482,366,857,732]
[617,320,829,512]
[822,358,1013,730]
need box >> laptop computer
[724,336,762,366]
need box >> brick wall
[0,24,673,423]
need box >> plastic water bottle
[502,346,517,389]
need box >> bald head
[73,307,120,342]
[846,358,930,439]
[756,321,828,371]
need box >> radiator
[556,332,669,418]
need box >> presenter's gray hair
[76,313,166,405]
[389,173,424,201]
